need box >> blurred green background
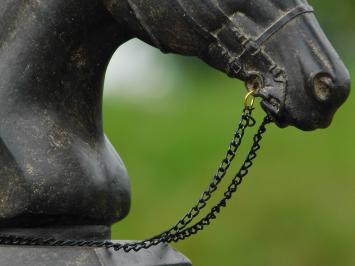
[104,1,355,265]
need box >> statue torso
[0,0,131,226]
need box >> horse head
[105,0,350,130]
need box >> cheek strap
[228,5,314,80]
[255,5,314,46]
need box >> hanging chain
[0,97,272,252]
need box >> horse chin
[260,99,288,129]
[291,114,333,131]
[260,99,333,131]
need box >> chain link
[0,108,271,252]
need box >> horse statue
[0,0,350,240]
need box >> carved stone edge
[0,241,192,266]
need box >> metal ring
[244,90,255,109]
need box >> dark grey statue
[0,0,350,242]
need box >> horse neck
[0,0,130,135]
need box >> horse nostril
[312,74,334,102]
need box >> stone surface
[0,242,192,266]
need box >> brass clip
[244,90,255,109]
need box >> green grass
[104,60,355,266]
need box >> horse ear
[102,0,209,55]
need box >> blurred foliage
[105,1,355,265]
[310,0,355,64]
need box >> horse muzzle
[256,69,351,131]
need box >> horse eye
[246,75,264,92]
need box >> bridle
[168,3,314,119]
[0,4,314,252]
[228,4,314,81]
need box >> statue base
[0,241,192,266]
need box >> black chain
[0,108,271,252]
